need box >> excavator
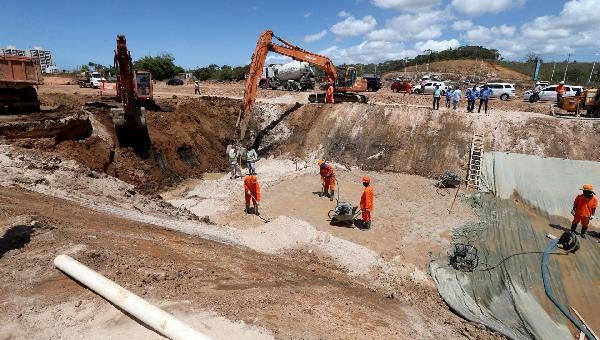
[111,35,151,152]
[236,30,368,140]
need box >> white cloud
[367,11,449,41]
[330,15,377,37]
[304,30,327,43]
[452,0,526,16]
[372,0,442,12]
[338,10,350,17]
[320,40,418,64]
[414,39,460,52]
[451,20,472,31]
[304,12,312,18]
[462,24,516,43]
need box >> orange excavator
[111,35,151,152]
[236,30,368,140]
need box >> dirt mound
[261,103,600,179]
[383,59,529,82]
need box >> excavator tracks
[308,92,368,104]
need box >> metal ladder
[467,133,484,190]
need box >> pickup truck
[362,74,382,92]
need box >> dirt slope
[383,59,530,82]
[260,103,600,179]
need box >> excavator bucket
[112,106,151,156]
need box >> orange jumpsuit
[572,194,598,227]
[319,164,336,192]
[244,175,261,206]
[326,85,334,103]
[360,186,374,222]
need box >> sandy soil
[0,146,499,339]
[2,76,596,338]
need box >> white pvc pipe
[54,254,211,340]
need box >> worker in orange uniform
[326,77,335,104]
[556,80,566,104]
[244,174,261,215]
[571,184,597,238]
[317,159,336,201]
[360,176,374,230]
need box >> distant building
[177,72,193,80]
[44,65,60,74]
[27,47,54,72]
[1,46,26,56]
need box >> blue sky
[1,0,599,69]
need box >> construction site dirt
[1,78,599,339]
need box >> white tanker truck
[259,61,315,91]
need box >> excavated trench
[3,94,600,194]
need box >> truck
[78,71,106,88]
[0,55,43,113]
[362,73,382,92]
[259,61,315,91]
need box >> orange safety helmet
[581,184,594,191]
[362,176,371,183]
[317,159,324,167]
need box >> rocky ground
[1,79,598,339]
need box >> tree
[133,54,183,80]
[192,67,212,81]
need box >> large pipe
[54,254,210,340]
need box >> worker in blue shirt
[478,85,493,114]
[466,85,478,112]
[445,86,454,109]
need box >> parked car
[523,84,584,102]
[166,78,184,86]
[412,81,449,95]
[485,83,516,100]
[363,74,382,92]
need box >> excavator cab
[337,67,358,88]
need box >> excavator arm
[237,30,341,140]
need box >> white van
[486,83,516,100]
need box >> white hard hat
[559,80,565,84]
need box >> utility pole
[563,53,571,81]
[588,53,599,85]
[551,62,556,82]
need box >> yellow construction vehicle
[558,88,600,118]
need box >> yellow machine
[558,88,600,117]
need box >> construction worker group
[231,145,374,229]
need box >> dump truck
[0,55,43,113]
[259,61,315,91]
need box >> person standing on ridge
[571,184,597,238]
[445,86,454,109]
[452,86,462,110]
[326,77,335,104]
[478,84,493,114]
[556,80,566,104]
[194,81,200,95]
[466,85,478,112]
[432,85,442,110]
[360,176,374,230]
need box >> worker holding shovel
[244,174,261,215]
[317,160,336,201]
